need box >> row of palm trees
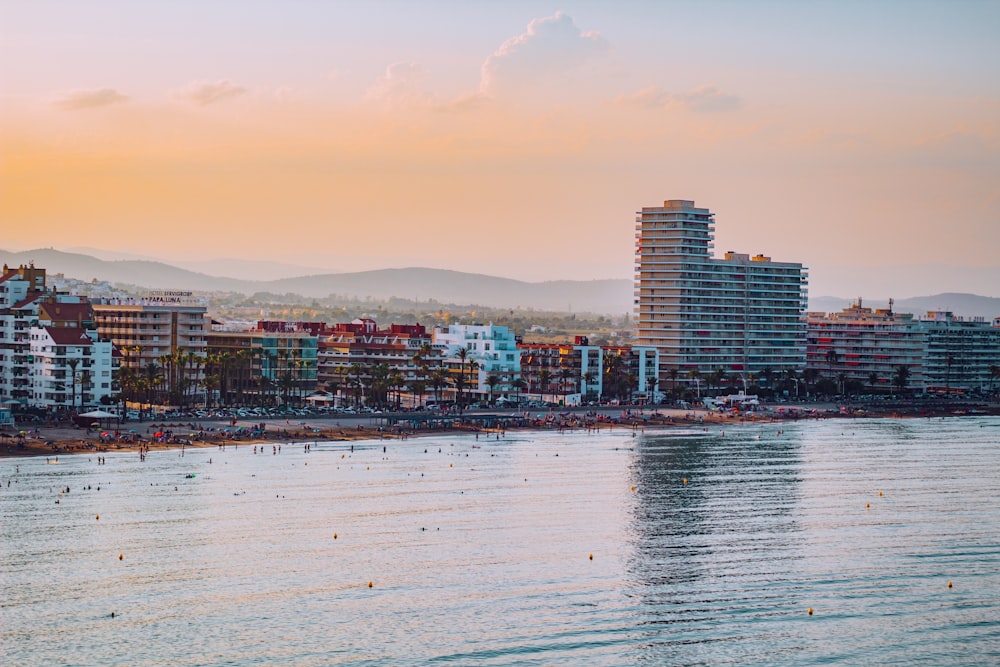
[116,347,316,410]
[670,362,914,400]
[518,352,637,404]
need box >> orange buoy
[630,485,636,492]
[682,478,687,485]
[333,533,338,539]
[118,554,123,561]
[368,581,373,588]
[589,553,593,560]
[808,607,813,615]
[879,491,883,497]
[948,581,953,588]
[96,515,100,520]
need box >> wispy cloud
[53,88,128,110]
[480,12,608,99]
[618,84,741,113]
[366,62,432,110]
[176,80,247,106]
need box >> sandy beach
[3,401,995,459]
[0,407,752,458]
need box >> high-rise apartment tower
[634,200,808,390]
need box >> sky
[2,0,999,298]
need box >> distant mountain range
[1,248,632,313]
[3,248,998,318]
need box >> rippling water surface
[3,417,1000,665]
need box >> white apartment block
[432,323,521,401]
[1,264,115,409]
[634,200,808,387]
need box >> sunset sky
[2,1,998,297]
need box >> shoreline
[3,403,996,460]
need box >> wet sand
[3,403,994,459]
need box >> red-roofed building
[317,320,435,408]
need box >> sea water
[2,417,999,665]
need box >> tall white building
[634,200,808,388]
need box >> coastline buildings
[317,320,433,408]
[634,200,808,391]
[518,337,659,404]
[919,311,1000,394]
[1,264,115,409]
[807,302,1000,394]
[205,322,319,406]
[92,294,209,405]
[806,301,924,392]
[432,323,520,404]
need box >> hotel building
[205,322,319,405]
[317,319,434,407]
[634,200,808,389]
[806,301,924,391]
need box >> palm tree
[202,374,220,408]
[707,369,723,395]
[78,369,92,410]
[430,369,449,406]
[557,365,574,398]
[409,378,427,409]
[389,370,405,410]
[67,357,80,412]
[893,365,910,395]
[511,377,525,406]
[538,368,552,404]
[646,375,658,402]
[801,368,817,397]
[486,374,500,406]
[868,371,880,394]
[604,353,625,401]
[582,370,597,399]
[761,367,775,396]
[785,368,808,398]
[143,362,162,409]
[825,349,839,393]
[668,368,680,398]
[456,348,469,408]
[686,368,702,399]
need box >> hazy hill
[263,268,630,312]
[5,248,997,317]
[1,248,633,314]
[1,248,249,292]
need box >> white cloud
[176,80,247,106]
[53,88,128,110]
[617,84,741,113]
[480,12,608,99]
